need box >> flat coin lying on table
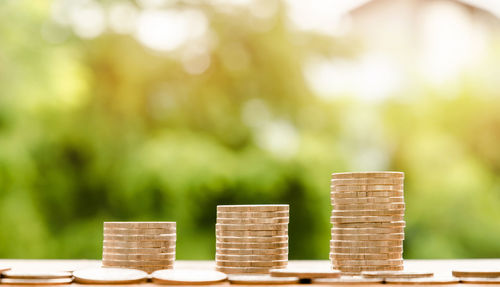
[362,271,434,279]
[270,268,341,279]
[384,275,459,285]
[452,269,500,278]
[152,269,227,285]
[72,267,148,284]
[459,277,500,284]
[2,270,72,279]
[0,266,11,273]
[312,277,384,284]
[228,275,299,284]
[0,278,73,285]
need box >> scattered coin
[228,275,299,284]
[0,278,73,285]
[152,269,227,285]
[458,277,500,284]
[73,267,148,284]
[270,268,341,279]
[452,269,500,278]
[384,275,459,284]
[1,270,72,279]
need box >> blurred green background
[2,0,500,260]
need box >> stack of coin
[216,205,289,274]
[330,172,405,275]
[102,221,176,273]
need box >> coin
[216,242,288,249]
[216,266,275,274]
[362,271,434,279]
[216,211,289,218]
[270,268,341,279]
[331,210,404,217]
[331,203,405,211]
[228,275,299,284]
[458,277,500,283]
[104,222,176,229]
[1,271,72,279]
[330,253,402,260]
[331,227,405,234]
[331,246,403,253]
[452,269,500,278]
[103,228,176,235]
[331,259,403,266]
[331,191,404,198]
[73,268,148,284]
[216,260,288,268]
[337,265,404,273]
[216,248,288,256]
[103,240,175,248]
[102,259,175,266]
[217,217,289,224]
[102,247,175,254]
[215,223,288,231]
[102,253,176,260]
[331,197,404,204]
[331,172,404,179]
[331,185,404,192]
[103,234,176,241]
[152,269,227,284]
[384,275,459,284]
[217,205,289,212]
[215,230,288,237]
[331,233,405,241]
[216,236,288,243]
[330,240,403,248]
[330,216,405,224]
[312,277,384,284]
[332,221,406,228]
[216,254,288,261]
[331,178,404,186]
[0,278,73,285]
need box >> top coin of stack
[330,172,405,275]
[216,205,289,274]
[102,222,176,274]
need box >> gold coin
[217,217,289,224]
[331,233,405,241]
[215,230,287,237]
[104,222,176,229]
[103,228,176,235]
[217,205,289,212]
[362,271,434,279]
[102,259,174,267]
[331,227,404,234]
[330,240,403,248]
[0,278,73,285]
[216,248,288,256]
[103,234,176,241]
[330,253,402,260]
[216,266,274,274]
[331,259,403,266]
[102,247,175,254]
[1,271,72,279]
[331,203,405,211]
[151,269,227,284]
[312,277,383,284]
[102,253,176,260]
[330,246,403,253]
[216,242,288,249]
[331,172,404,179]
[331,191,404,198]
[384,276,459,284]
[73,268,148,284]
[331,185,403,192]
[270,268,341,279]
[228,275,299,284]
[331,210,405,217]
[332,221,406,228]
[215,223,287,231]
[331,178,404,186]
[331,197,404,205]
[216,211,289,218]
[452,269,500,278]
[216,254,288,261]
[330,216,405,224]
[216,260,288,268]
[216,236,288,243]
[103,240,175,248]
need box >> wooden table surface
[1,259,500,286]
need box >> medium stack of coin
[330,172,405,275]
[102,222,176,273]
[216,205,289,274]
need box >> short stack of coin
[102,221,176,273]
[216,205,289,274]
[330,172,405,275]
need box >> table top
[0,259,499,286]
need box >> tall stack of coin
[216,205,289,274]
[330,172,405,275]
[102,222,176,273]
